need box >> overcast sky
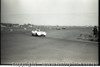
[1,0,98,26]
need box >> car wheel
[36,33,38,36]
[43,35,45,37]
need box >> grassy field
[1,27,98,64]
[1,26,98,42]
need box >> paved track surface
[1,30,98,64]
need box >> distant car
[31,29,46,37]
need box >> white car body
[32,30,46,37]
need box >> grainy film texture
[1,0,98,65]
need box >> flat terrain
[1,29,98,64]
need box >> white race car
[31,29,46,37]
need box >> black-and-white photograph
[1,0,98,65]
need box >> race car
[31,29,46,37]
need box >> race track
[1,30,98,64]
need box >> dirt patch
[77,33,98,42]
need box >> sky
[1,0,98,26]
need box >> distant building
[0,23,20,28]
[13,24,19,27]
[28,25,32,27]
[1,24,6,27]
[1,23,13,27]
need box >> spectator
[92,26,98,37]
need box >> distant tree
[27,23,31,25]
